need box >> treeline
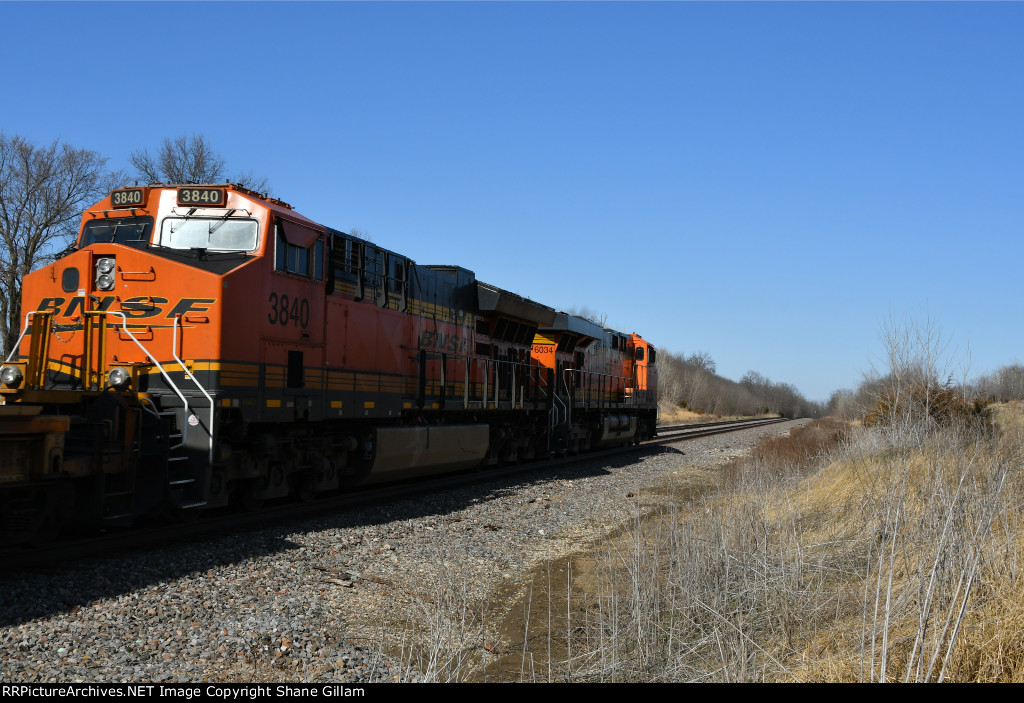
[828,361,1024,422]
[824,317,1024,425]
[974,363,1024,402]
[657,349,823,419]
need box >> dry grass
[534,410,1024,682]
[385,407,1024,682]
[658,406,715,425]
[658,404,777,426]
[391,562,490,682]
[719,417,850,488]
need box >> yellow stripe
[193,361,259,373]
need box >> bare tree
[861,314,988,435]
[0,134,120,353]
[687,350,716,374]
[228,168,271,195]
[129,134,270,193]
[870,314,952,428]
[565,305,608,327]
[130,134,224,184]
[347,227,373,243]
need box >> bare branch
[0,133,114,353]
[130,134,270,195]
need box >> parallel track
[2,417,790,571]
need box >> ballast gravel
[0,420,809,683]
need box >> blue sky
[3,1,1022,402]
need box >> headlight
[107,367,131,389]
[0,365,23,387]
[95,257,116,290]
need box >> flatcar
[0,183,658,544]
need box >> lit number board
[111,188,145,207]
[177,187,225,206]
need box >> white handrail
[105,311,212,462]
[5,311,37,362]
[7,309,216,464]
[551,394,566,429]
[171,315,215,463]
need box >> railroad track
[654,416,786,442]
[3,417,789,571]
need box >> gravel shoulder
[0,420,809,683]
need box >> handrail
[5,311,55,391]
[411,346,554,407]
[551,394,567,430]
[7,308,215,463]
[82,311,110,391]
[564,367,653,407]
[172,314,215,463]
[5,311,38,362]
[105,311,210,461]
[138,397,163,421]
[28,312,52,388]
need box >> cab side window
[274,220,324,280]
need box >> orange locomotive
[0,183,658,544]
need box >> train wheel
[28,515,60,547]
[237,481,265,512]
[27,485,73,546]
[295,482,318,504]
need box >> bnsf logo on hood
[35,296,216,319]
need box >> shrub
[863,379,994,433]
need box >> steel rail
[2,417,795,571]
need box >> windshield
[81,217,154,246]
[159,217,259,251]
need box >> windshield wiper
[186,247,250,258]
[169,209,197,234]
[208,209,237,235]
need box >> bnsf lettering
[64,295,116,318]
[34,296,214,318]
[36,297,67,315]
[121,296,169,318]
[418,330,468,353]
[166,298,215,318]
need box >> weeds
[377,401,1023,681]
[526,412,1024,682]
[389,560,493,682]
